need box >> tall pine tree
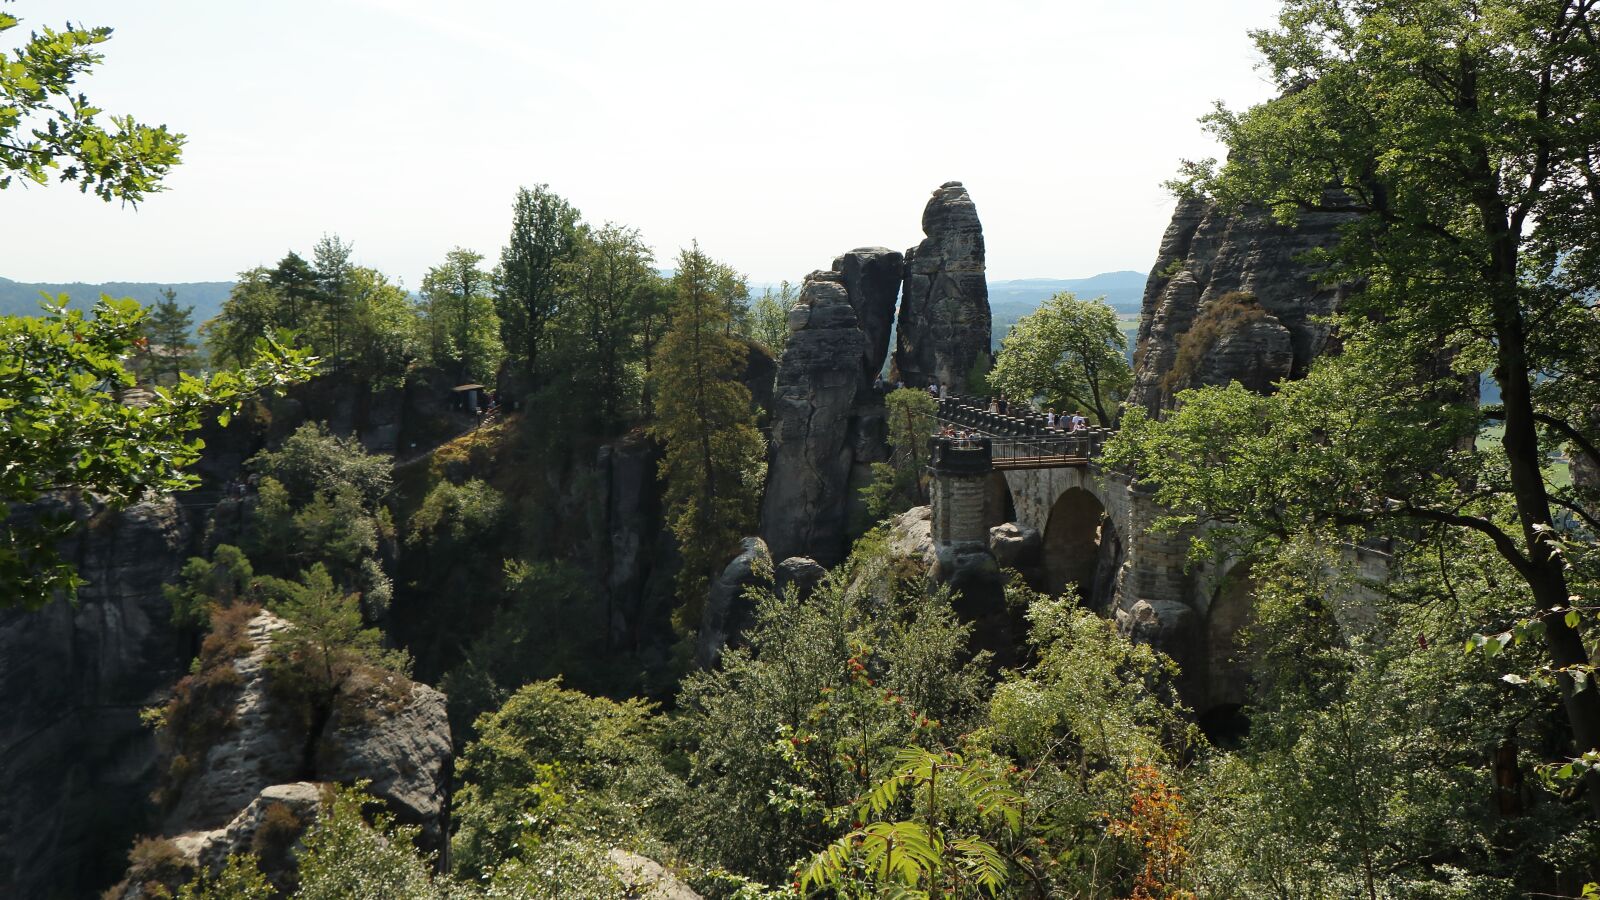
[649,244,765,630]
[141,288,198,381]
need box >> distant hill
[988,270,1147,349]
[989,270,1146,314]
[0,277,234,324]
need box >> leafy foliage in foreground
[0,9,184,201]
[0,296,311,609]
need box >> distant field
[1480,424,1572,487]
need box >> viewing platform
[932,395,1114,472]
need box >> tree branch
[1483,407,1600,469]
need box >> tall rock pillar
[894,181,990,392]
[760,249,902,567]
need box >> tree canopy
[1127,0,1600,805]
[988,291,1130,424]
[0,9,183,202]
[648,243,765,629]
[0,297,312,609]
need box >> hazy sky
[2,0,1282,289]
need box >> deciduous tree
[988,292,1129,424]
[1131,0,1600,806]
[497,185,582,383]
[0,8,183,202]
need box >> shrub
[173,854,272,900]
[451,678,666,876]
[152,602,262,807]
[104,837,194,899]
[1161,291,1267,392]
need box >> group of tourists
[937,425,984,448]
[1045,409,1090,432]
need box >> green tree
[714,261,750,338]
[248,421,392,508]
[556,222,656,431]
[0,8,184,202]
[675,535,990,882]
[165,543,255,630]
[266,564,410,746]
[268,251,320,335]
[312,233,355,358]
[1148,0,1600,799]
[861,386,938,520]
[292,784,451,900]
[203,267,287,369]
[635,273,674,417]
[648,243,766,627]
[141,287,199,381]
[421,247,500,383]
[0,297,311,609]
[341,264,421,385]
[451,678,665,876]
[988,292,1129,424]
[497,184,583,382]
[746,281,794,361]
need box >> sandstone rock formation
[0,497,190,898]
[696,537,773,668]
[836,247,903,383]
[894,181,990,392]
[987,522,1041,569]
[597,432,679,651]
[161,610,451,846]
[608,849,705,899]
[1128,195,1360,415]
[760,249,901,567]
[775,556,827,599]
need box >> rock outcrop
[608,850,704,900]
[160,610,452,849]
[775,556,827,599]
[696,537,773,668]
[894,181,990,392]
[760,250,901,567]
[0,497,190,898]
[597,431,680,654]
[1128,195,1360,415]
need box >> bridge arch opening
[1041,487,1109,603]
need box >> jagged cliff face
[895,181,990,392]
[0,498,189,897]
[761,250,901,567]
[161,610,452,840]
[1128,195,1360,415]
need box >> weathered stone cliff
[0,498,190,898]
[1128,195,1360,415]
[760,250,901,567]
[894,181,990,392]
[159,611,451,845]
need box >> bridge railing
[934,396,1115,466]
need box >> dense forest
[5,1,1600,898]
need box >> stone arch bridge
[929,397,1386,727]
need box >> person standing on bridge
[1046,409,1057,430]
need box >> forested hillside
[0,276,233,321]
[4,1,1600,899]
